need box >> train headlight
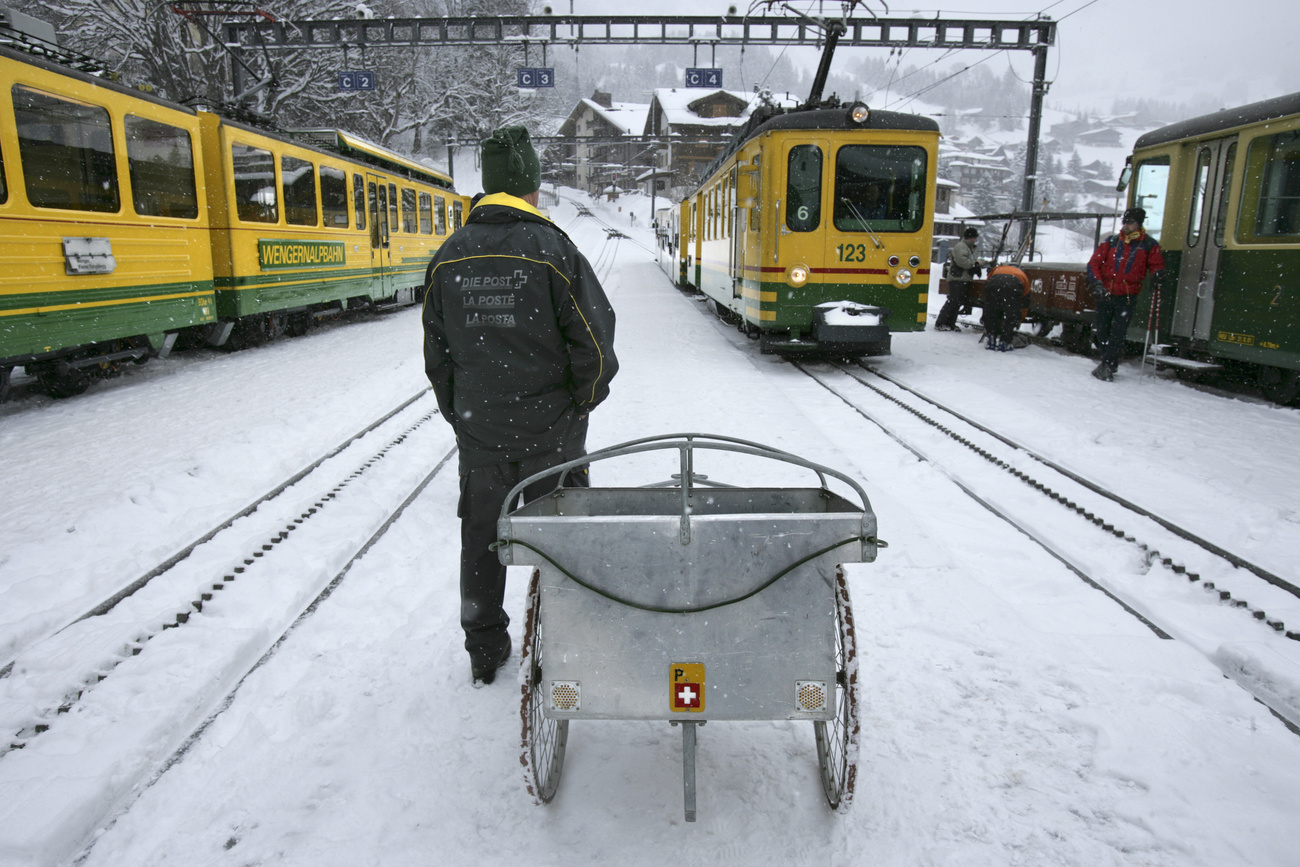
[787,264,810,287]
[848,103,870,124]
[909,255,921,268]
[888,255,900,267]
[895,269,913,286]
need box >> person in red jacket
[1085,207,1165,381]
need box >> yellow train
[0,44,464,398]
[659,101,940,356]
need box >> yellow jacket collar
[473,191,545,218]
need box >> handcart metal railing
[494,434,885,820]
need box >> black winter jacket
[422,193,618,468]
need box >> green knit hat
[480,125,541,196]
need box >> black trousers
[982,276,1023,344]
[457,442,589,665]
[935,280,972,329]
[1095,293,1139,368]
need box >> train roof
[0,42,197,116]
[0,43,453,191]
[747,105,941,136]
[287,129,454,189]
[1134,91,1300,149]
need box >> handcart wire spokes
[519,566,567,803]
[498,434,884,820]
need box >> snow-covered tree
[14,0,555,157]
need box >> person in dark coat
[422,125,619,684]
[1086,207,1165,381]
[981,263,1030,351]
[935,227,983,331]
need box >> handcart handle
[499,433,878,554]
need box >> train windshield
[833,145,927,233]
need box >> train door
[729,166,744,301]
[1172,137,1236,342]
[779,138,830,286]
[366,173,392,297]
[688,200,699,288]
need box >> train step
[1148,345,1223,372]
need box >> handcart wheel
[814,569,859,810]
[520,567,568,803]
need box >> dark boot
[471,635,512,685]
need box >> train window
[320,166,348,228]
[13,85,119,212]
[401,188,417,233]
[125,116,197,219]
[786,145,822,232]
[1130,157,1170,244]
[833,145,927,233]
[451,199,463,231]
[433,195,447,235]
[388,183,399,233]
[419,192,433,233]
[353,173,366,230]
[0,141,8,203]
[1187,148,1213,248]
[232,144,277,223]
[727,177,735,236]
[1241,130,1300,241]
[282,155,317,226]
[1214,144,1237,247]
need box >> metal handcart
[495,434,884,820]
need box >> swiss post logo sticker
[670,663,705,713]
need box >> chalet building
[555,90,649,194]
[642,88,759,194]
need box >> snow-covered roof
[579,98,648,136]
[649,87,761,130]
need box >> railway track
[795,360,1300,734]
[0,391,457,862]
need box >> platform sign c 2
[670,663,706,713]
[516,67,556,89]
[337,70,376,92]
[685,68,722,88]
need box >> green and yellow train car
[0,45,217,397]
[1121,91,1300,403]
[0,43,465,399]
[662,102,939,357]
[199,120,464,348]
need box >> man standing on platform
[423,126,619,685]
[935,227,983,331]
[1086,207,1165,381]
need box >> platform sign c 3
[670,663,705,713]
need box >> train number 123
[836,243,872,262]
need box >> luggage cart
[495,434,884,820]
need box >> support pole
[681,721,698,822]
[1020,43,1050,216]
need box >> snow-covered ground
[2,190,1300,866]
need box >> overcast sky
[558,0,1299,113]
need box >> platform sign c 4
[670,663,705,713]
